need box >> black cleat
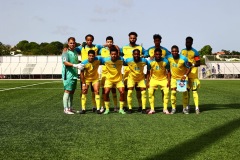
[92,107,96,112]
[138,107,142,112]
[127,109,133,114]
[80,110,86,114]
[142,109,147,114]
[96,110,102,114]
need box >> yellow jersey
[167,55,190,79]
[81,56,101,81]
[100,57,124,82]
[149,58,169,81]
[125,57,150,81]
[181,48,200,79]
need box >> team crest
[178,82,185,87]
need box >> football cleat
[163,109,170,114]
[119,109,126,114]
[100,106,105,113]
[96,110,102,114]
[79,110,86,114]
[171,109,176,114]
[183,108,189,114]
[68,108,75,113]
[103,109,110,115]
[142,109,147,114]
[148,110,155,114]
[195,109,200,114]
[64,109,74,115]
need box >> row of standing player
[62,32,200,115]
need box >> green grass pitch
[0,80,240,160]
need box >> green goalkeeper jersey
[62,49,79,80]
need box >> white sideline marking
[0,81,58,92]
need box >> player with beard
[180,37,201,114]
[167,45,191,114]
[146,48,171,114]
[101,48,126,115]
[121,32,148,112]
[125,49,150,114]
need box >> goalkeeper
[62,37,84,114]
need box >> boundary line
[0,81,59,92]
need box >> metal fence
[203,55,240,79]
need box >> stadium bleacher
[0,56,63,79]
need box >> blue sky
[1,0,240,52]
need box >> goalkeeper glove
[73,63,85,70]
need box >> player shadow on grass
[148,103,240,114]
[81,103,239,114]
[198,104,240,112]
[145,117,240,160]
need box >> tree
[49,41,63,55]
[43,44,59,55]
[16,40,29,51]
[221,49,230,55]
[230,50,240,55]
[0,42,11,55]
[40,42,49,48]
[28,42,39,50]
[199,45,212,57]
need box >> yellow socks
[127,90,133,109]
[95,94,100,110]
[141,90,146,109]
[193,91,199,109]
[171,90,176,109]
[163,88,169,110]
[104,101,110,110]
[119,101,124,110]
[81,94,87,110]
[148,88,154,111]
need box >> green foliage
[16,40,29,51]
[28,42,39,50]
[0,80,240,160]
[231,50,240,55]
[0,42,11,55]
[200,57,205,65]
[222,49,240,55]
[221,49,231,55]
[40,42,49,48]
[15,40,64,55]
[49,41,64,55]
[199,45,212,57]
